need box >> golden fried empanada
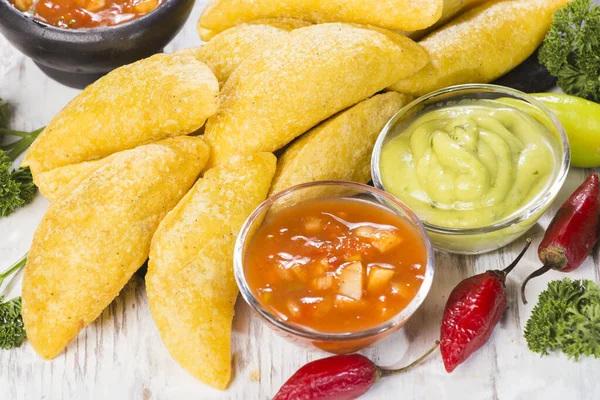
[390,0,570,96]
[22,136,210,360]
[406,0,488,39]
[23,53,218,176]
[270,92,411,195]
[34,158,107,202]
[198,0,443,38]
[245,17,312,31]
[196,23,291,85]
[204,23,428,167]
[147,153,276,389]
[198,17,311,41]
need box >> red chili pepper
[520,173,600,304]
[440,238,532,373]
[273,341,439,400]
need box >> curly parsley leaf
[0,296,26,350]
[539,0,600,102]
[525,278,600,361]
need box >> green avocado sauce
[379,100,560,229]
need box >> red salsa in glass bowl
[234,181,435,354]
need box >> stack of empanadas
[19,0,569,391]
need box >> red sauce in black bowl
[0,0,193,88]
[10,0,165,29]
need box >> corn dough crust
[198,17,311,41]
[22,136,210,360]
[23,53,218,176]
[204,23,428,167]
[196,23,292,86]
[198,0,443,37]
[34,158,107,202]
[389,0,571,96]
[147,153,276,389]
[270,92,411,195]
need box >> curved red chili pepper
[440,238,531,372]
[273,342,439,400]
[521,173,600,304]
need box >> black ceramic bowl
[0,0,195,88]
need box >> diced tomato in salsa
[10,0,164,29]
[245,198,427,333]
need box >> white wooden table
[1,3,599,399]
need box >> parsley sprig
[0,255,27,350]
[0,97,43,217]
[525,278,600,360]
[539,0,600,102]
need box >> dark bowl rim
[0,0,188,36]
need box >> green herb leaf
[0,97,43,217]
[0,255,28,350]
[0,153,35,217]
[524,278,600,360]
[0,296,26,350]
[539,0,600,102]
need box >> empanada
[390,0,570,96]
[198,17,311,41]
[23,53,218,176]
[146,153,276,389]
[34,158,107,202]
[198,0,443,38]
[22,136,210,359]
[195,23,291,85]
[270,92,411,195]
[406,0,488,39]
[204,23,428,167]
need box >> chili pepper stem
[520,263,555,305]
[501,238,532,276]
[378,341,440,379]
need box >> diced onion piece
[311,275,334,290]
[286,299,301,317]
[353,225,377,239]
[338,261,364,301]
[334,295,366,310]
[291,265,309,282]
[85,0,106,12]
[344,253,362,262]
[277,265,294,282]
[353,225,404,253]
[133,0,159,13]
[367,266,395,292]
[13,0,32,10]
[312,258,329,276]
[261,292,273,303]
[371,230,403,253]
[303,216,322,234]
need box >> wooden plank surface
[1,2,599,399]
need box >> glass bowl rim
[233,180,435,342]
[371,83,571,236]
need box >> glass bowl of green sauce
[372,84,570,254]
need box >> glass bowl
[372,84,570,254]
[234,181,434,354]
